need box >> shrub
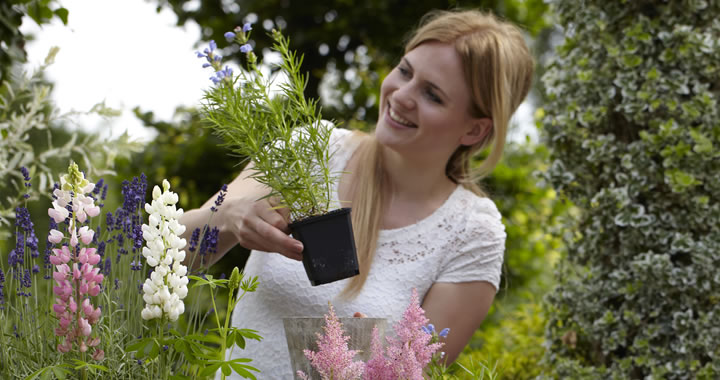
[457,298,550,380]
[539,1,720,378]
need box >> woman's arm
[421,281,496,364]
[179,162,303,269]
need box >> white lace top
[226,128,506,379]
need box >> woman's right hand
[222,196,304,261]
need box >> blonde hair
[341,9,534,298]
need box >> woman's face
[376,41,485,161]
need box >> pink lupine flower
[78,226,94,245]
[49,246,72,265]
[48,202,70,223]
[48,162,105,360]
[69,227,79,247]
[299,304,365,380]
[91,349,105,361]
[48,229,64,244]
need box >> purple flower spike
[214,55,222,62]
[209,40,217,51]
[211,184,228,212]
[240,44,252,53]
[243,23,252,33]
[196,51,205,58]
[202,63,211,68]
[21,167,31,182]
[224,31,236,41]
[439,327,450,338]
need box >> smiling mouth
[388,105,417,128]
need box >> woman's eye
[398,66,411,77]
[426,89,442,104]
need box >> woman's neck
[380,145,457,203]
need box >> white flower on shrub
[141,179,189,322]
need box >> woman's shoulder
[449,187,506,241]
[328,126,362,169]
[454,187,503,223]
[329,125,356,148]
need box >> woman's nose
[392,82,416,110]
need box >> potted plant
[198,25,358,286]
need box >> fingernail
[294,242,304,252]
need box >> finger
[258,200,291,234]
[238,228,303,261]
[276,206,291,223]
[267,196,291,221]
[252,218,303,260]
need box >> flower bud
[229,267,241,291]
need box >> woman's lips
[386,104,417,128]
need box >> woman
[181,9,533,378]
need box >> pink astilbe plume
[298,303,364,380]
[364,289,443,380]
[362,326,394,380]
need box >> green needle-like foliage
[202,29,338,222]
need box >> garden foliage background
[3,0,716,378]
[1,0,569,377]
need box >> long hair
[340,9,534,298]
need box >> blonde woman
[181,9,533,378]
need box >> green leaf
[690,129,713,154]
[235,333,246,349]
[126,337,153,353]
[54,7,69,24]
[228,362,259,379]
[226,331,236,348]
[235,328,263,341]
[149,339,161,359]
[86,364,109,373]
[24,366,50,380]
[222,364,232,376]
[52,367,69,380]
[623,54,642,68]
[200,363,223,377]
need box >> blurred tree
[153,0,550,124]
[0,0,69,80]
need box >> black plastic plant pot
[289,208,359,286]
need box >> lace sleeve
[435,198,506,292]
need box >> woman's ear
[460,118,493,146]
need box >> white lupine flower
[141,180,189,322]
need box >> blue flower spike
[242,23,252,33]
[224,31,236,41]
[439,327,450,338]
[209,40,217,51]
